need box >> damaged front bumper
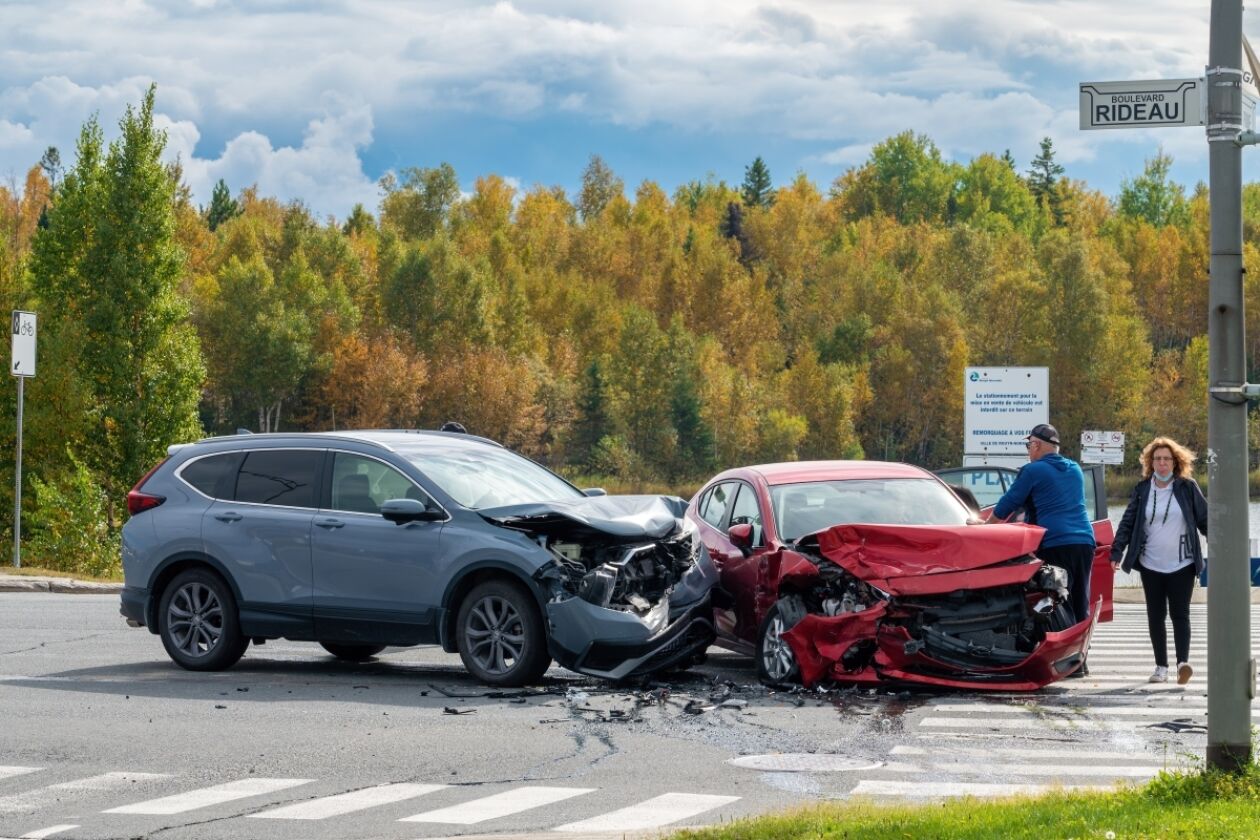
[544,543,719,681]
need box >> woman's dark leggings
[1137,562,1196,667]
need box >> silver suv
[120,430,717,685]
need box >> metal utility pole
[1205,0,1254,773]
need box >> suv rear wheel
[456,580,549,686]
[158,568,248,671]
[320,642,387,661]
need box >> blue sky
[1,0,1254,219]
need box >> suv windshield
[771,478,972,541]
[395,443,583,509]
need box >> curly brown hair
[1139,436,1196,479]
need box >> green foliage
[1118,150,1190,227]
[27,452,120,578]
[1027,135,1065,217]
[28,84,205,513]
[834,131,960,224]
[380,162,460,239]
[205,179,239,232]
[740,156,774,208]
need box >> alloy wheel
[166,581,224,658]
[761,612,796,681]
[465,594,525,676]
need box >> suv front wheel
[455,580,549,686]
[158,568,248,671]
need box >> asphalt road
[0,594,1249,840]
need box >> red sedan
[688,461,1115,691]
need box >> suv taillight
[126,458,169,516]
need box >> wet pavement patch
[727,753,883,772]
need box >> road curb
[1112,586,1260,604]
[0,574,122,594]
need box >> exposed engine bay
[769,523,1095,690]
[479,494,718,680]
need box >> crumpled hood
[479,495,688,540]
[804,523,1045,582]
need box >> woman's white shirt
[1142,482,1192,573]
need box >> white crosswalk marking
[400,785,596,824]
[889,745,1170,762]
[930,703,1224,717]
[554,792,740,832]
[851,780,1111,798]
[105,777,312,815]
[0,768,39,782]
[882,761,1159,778]
[19,826,79,839]
[0,773,167,815]
[250,783,446,820]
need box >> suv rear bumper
[120,586,148,628]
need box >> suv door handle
[213,512,242,522]
[315,518,346,530]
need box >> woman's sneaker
[1149,666,1168,683]
[1177,662,1193,684]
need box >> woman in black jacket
[1109,437,1208,684]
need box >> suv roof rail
[189,431,394,451]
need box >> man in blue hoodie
[987,423,1097,628]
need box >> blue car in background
[119,430,717,686]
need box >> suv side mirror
[728,522,753,555]
[582,487,607,497]
[381,498,445,524]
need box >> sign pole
[1205,0,1253,772]
[12,375,21,569]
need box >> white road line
[105,778,312,815]
[931,704,1214,717]
[19,826,79,839]
[0,768,40,781]
[889,745,1174,762]
[0,773,167,815]
[850,780,1112,797]
[250,783,446,820]
[920,717,1119,731]
[401,786,596,824]
[554,793,740,833]
[13,827,80,840]
[881,761,1159,778]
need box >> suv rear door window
[180,452,242,499]
[235,449,322,508]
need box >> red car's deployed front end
[777,522,1108,690]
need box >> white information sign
[964,367,1049,467]
[1079,78,1204,130]
[10,311,35,378]
[1080,430,1125,465]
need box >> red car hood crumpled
[810,523,1045,591]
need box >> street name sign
[1079,79,1204,130]
[10,310,35,378]
[1080,429,1125,465]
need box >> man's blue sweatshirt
[992,452,1096,549]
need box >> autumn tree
[577,154,623,222]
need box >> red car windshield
[771,478,972,541]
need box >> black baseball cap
[1026,423,1060,445]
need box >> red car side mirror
[728,523,753,554]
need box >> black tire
[319,642,387,662]
[455,580,549,687]
[158,568,248,671]
[756,600,802,686]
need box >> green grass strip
[674,766,1260,840]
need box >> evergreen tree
[1000,149,1016,171]
[205,178,240,232]
[573,359,614,468]
[1023,137,1063,209]
[740,156,774,208]
[38,146,61,189]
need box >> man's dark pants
[1038,543,1095,625]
